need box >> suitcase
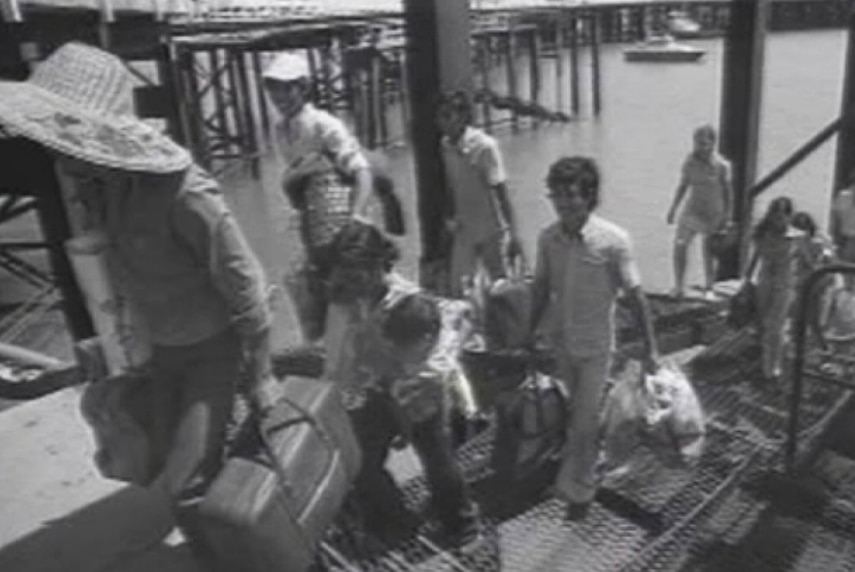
[484,275,533,351]
[491,372,567,486]
[197,376,362,572]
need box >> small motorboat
[623,34,706,63]
[666,10,704,39]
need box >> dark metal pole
[0,139,96,340]
[527,26,541,125]
[403,0,473,292]
[505,30,519,127]
[555,15,564,116]
[833,2,855,202]
[590,10,602,116]
[717,0,769,279]
[569,10,580,116]
[785,264,855,472]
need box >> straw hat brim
[0,81,192,174]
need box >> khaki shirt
[533,215,641,358]
[103,166,270,346]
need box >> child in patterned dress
[742,197,812,383]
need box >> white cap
[262,52,311,83]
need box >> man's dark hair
[383,293,441,347]
[328,220,400,271]
[437,90,474,126]
[545,156,601,210]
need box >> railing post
[785,264,855,472]
[717,0,769,280]
[403,0,472,292]
[833,2,855,202]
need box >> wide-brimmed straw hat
[0,42,191,174]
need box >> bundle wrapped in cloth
[602,363,706,475]
[79,371,154,485]
[466,250,533,351]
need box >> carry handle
[514,373,568,440]
[248,380,337,489]
[501,240,529,281]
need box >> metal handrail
[748,114,846,198]
[786,263,855,472]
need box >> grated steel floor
[277,297,855,572]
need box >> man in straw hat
[0,41,278,553]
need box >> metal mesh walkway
[307,336,854,572]
[252,291,854,572]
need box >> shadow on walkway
[0,485,197,572]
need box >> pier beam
[717,0,768,279]
[403,0,472,292]
[834,2,855,199]
[0,138,95,341]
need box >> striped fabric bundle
[303,172,353,249]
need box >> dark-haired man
[529,156,659,520]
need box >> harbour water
[450,28,850,293]
[0,29,849,350]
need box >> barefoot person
[666,125,733,298]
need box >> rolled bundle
[65,232,150,375]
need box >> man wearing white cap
[0,42,278,563]
[262,51,376,341]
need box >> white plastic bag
[602,363,705,474]
[642,365,706,465]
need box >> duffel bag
[197,376,361,572]
[491,372,568,486]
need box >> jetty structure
[3,1,855,571]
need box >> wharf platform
[2,123,855,572]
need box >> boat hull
[670,28,719,40]
[623,49,705,63]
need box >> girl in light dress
[743,197,812,383]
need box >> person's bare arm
[626,285,659,373]
[352,167,374,219]
[667,180,688,224]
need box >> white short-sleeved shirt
[533,215,642,357]
[442,126,507,226]
[274,103,369,183]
